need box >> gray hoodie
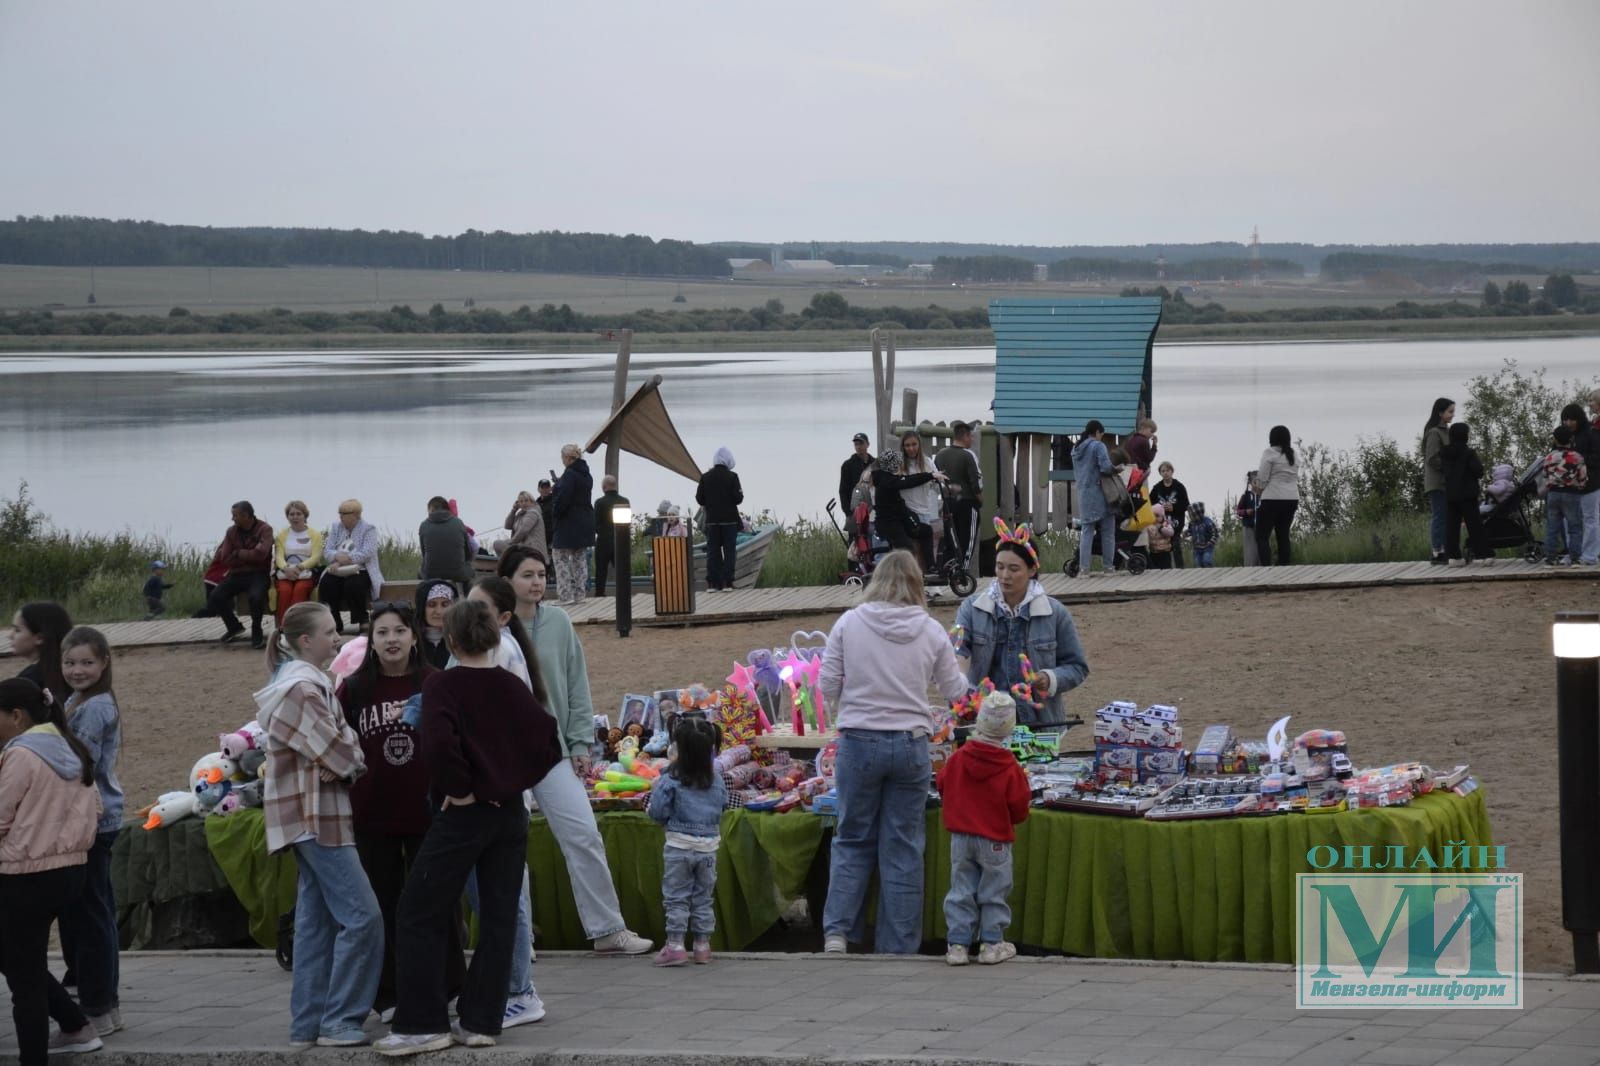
[819,602,971,734]
[67,692,123,833]
[8,729,84,781]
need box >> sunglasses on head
[366,601,415,621]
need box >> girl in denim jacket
[647,718,728,966]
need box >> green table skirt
[185,788,1490,962]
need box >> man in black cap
[537,478,556,556]
[839,433,873,527]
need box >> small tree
[808,291,850,318]
[1544,273,1580,308]
[1482,280,1501,308]
[1503,280,1531,305]
[1461,360,1600,472]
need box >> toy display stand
[754,726,837,754]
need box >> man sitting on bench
[193,500,274,648]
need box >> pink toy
[330,636,368,681]
[218,722,263,761]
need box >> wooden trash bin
[652,536,696,615]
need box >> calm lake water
[3,336,1596,549]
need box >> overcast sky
[3,0,1596,247]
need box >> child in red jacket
[936,691,1031,966]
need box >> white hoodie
[820,602,971,735]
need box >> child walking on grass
[647,716,727,966]
[938,691,1031,966]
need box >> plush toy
[217,722,263,761]
[215,793,241,816]
[330,636,368,682]
[195,778,232,811]
[190,752,238,789]
[234,778,264,808]
[642,728,670,756]
[237,748,266,778]
[143,791,200,830]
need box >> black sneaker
[251,633,267,650]
[219,629,245,645]
[1429,554,1447,566]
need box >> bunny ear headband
[992,516,1039,567]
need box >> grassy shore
[2,314,1598,355]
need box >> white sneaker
[374,1032,453,1057]
[316,1033,370,1047]
[88,1009,122,1036]
[502,990,546,1028]
[823,934,847,954]
[945,944,969,966]
[593,929,652,955]
[451,1022,496,1048]
[379,1007,396,1024]
[977,941,1017,965]
[48,1026,104,1055]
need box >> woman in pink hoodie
[817,550,971,955]
[0,678,104,1062]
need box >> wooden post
[1016,435,1033,525]
[900,388,918,429]
[882,333,897,451]
[605,329,632,479]
[996,433,1015,523]
[1031,436,1051,531]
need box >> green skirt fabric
[181,788,1491,961]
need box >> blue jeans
[1428,489,1447,557]
[58,830,118,1015]
[662,846,717,939]
[1547,493,1584,559]
[289,842,383,1044]
[1078,513,1117,573]
[1193,547,1215,568]
[1582,492,1600,565]
[823,729,930,954]
[943,832,1014,947]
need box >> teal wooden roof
[989,297,1162,436]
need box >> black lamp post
[614,506,633,638]
[1554,610,1600,973]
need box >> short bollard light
[613,506,633,639]
[1553,610,1600,973]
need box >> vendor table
[122,789,1491,963]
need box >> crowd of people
[3,527,1093,1057]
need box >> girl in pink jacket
[0,677,104,1063]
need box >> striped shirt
[260,679,366,854]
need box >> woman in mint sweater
[497,546,653,958]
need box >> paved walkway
[8,952,1598,1065]
[2,560,1589,655]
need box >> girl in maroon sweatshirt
[936,692,1031,967]
[335,603,460,1023]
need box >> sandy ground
[71,578,1594,972]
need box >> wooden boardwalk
[1,560,1590,656]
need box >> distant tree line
[6,286,1596,339]
[0,216,731,276]
[932,255,1036,282]
[1319,252,1547,286]
[1050,257,1303,281]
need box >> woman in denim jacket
[954,526,1090,730]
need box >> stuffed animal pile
[140,721,268,830]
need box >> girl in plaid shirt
[254,601,382,1049]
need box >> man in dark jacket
[592,475,630,597]
[1147,462,1191,568]
[418,496,474,587]
[695,447,744,591]
[551,445,596,603]
[193,500,275,648]
[838,432,873,527]
[935,422,982,568]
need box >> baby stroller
[826,490,976,596]
[1477,457,1546,563]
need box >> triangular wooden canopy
[583,374,702,483]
